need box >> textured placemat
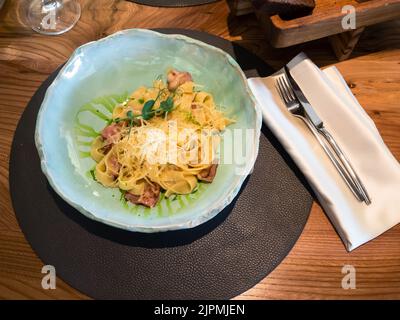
[9,29,313,299]
[128,0,219,7]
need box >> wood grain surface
[258,0,400,48]
[0,0,399,300]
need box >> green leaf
[89,169,97,181]
[142,99,155,120]
[160,96,174,113]
[138,98,145,104]
[126,110,134,119]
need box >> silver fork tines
[276,77,299,113]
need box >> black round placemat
[9,29,313,299]
[128,0,219,7]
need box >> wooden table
[0,0,399,300]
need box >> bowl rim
[34,28,262,233]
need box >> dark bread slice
[252,0,315,19]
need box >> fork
[275,74,371,204]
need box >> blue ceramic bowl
[35,29,261,232]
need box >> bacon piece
[108,153,121,177]
[124,192,141,204]
[167,69,192,91]
[99,143,112,155]
[101,123,123,144]
[197,164,218,183]
[125,182,161,208]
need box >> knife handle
[297,115,366,202]
[318,127,371,205]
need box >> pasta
[90,69,232,207]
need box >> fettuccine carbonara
[90,69,232,207]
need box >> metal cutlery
[275,68,371,205]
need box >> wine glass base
[28,0,81,36]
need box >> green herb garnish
[89,169,97,181]
[142,99,156,120]
[185,112,201,126]
[160,96,174,113]
[109,87,175,126]
[126,110,136,135]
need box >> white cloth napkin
[247,52,400,251]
